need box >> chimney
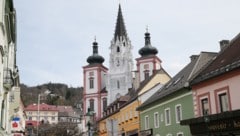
[219,40,230,51]
[190,55,198,61]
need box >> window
[129,110,132,119]
[219,93,229,112]
[117,80,120,89]
[125,112,128,121]
[89,77,94,89]
[154,112,159,128]
[103,98,107,111]
[201,98,209,116]
[214,87,231,113]
[28,116,32,120]
[145,116,149,129]
[177,132,184,136]
[117,46,120,52]
[165,108,171,125]
[90,99,94,111]
[175,104,182,123]
[52,117,55,121]
[144,70,150,79]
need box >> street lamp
[85,108,94,136]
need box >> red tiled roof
[26,120,38,127]
[57,106,74,112]
[24,103,58,111]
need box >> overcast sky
[14,0,240,87]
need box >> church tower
[136,30,162,82]
[83,40,108,120]
[107,5,133,104]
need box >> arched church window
[89,99,94,111]
[117,80,120,89]
[123,42,125,47]
[117,46,120,52]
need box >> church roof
[114,4,128,41]
[139,31,158,57]
[87,40,105,65]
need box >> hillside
[20,83,83,108]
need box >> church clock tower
[83,40,108,120]
[107,5,133,104]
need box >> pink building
[181,33,240,135]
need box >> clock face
[116,59,120,67]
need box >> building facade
[181,34,240,135]
[0,0,22,135]
[107,5,133,105]
[98,22,171,136]
[25,103,59,126]
[137,52,217,136]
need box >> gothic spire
[114,4,128,41]
[87,39,105,65]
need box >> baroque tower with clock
[107,5,133,104]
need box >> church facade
[82,5,170,135]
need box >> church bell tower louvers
[107,5,133,104]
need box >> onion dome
[139,30,158,57]
[87,40,105,64]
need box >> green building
[137,52,217,136]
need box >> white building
[0,0,22,135]
[24,103,59,126]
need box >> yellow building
[98,70,171,136]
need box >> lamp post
[85,108,94,136]
[37,94,40,136]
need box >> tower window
[123,42,125,47]
[144,70,150,80]
[89,77,94,89]
[89,99,94,111]
[103,98,107,111]
[117,80,120,89]
[117,46,120,52]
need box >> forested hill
[20,83,83,107]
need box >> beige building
[25,103,59,126]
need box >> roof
[25,103,58,111]
[138,31,158,57]
[114,4,128,41]
[137,52,217,111]
[87,41,105,65]
[192,33,240,84]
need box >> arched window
[89,77,94,89]
[144,70,150,80]
[117,46,120,52]
[89,99,94,111]
[117,80,120,89]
